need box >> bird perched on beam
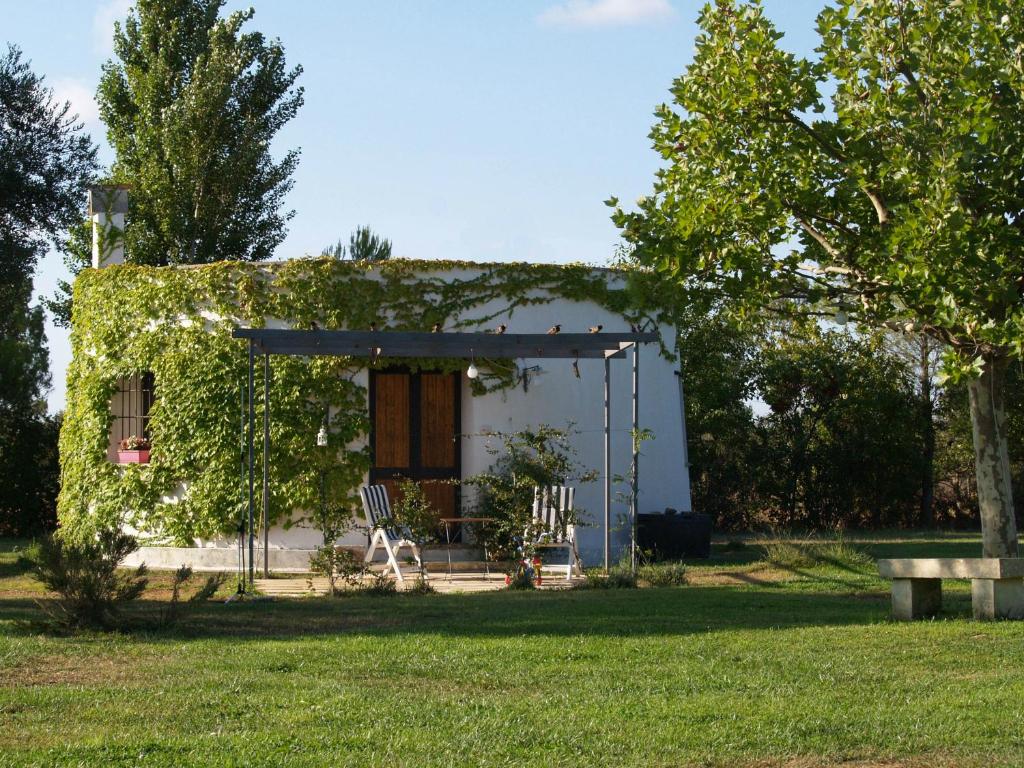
[547,324,561,335]
[369,321,378,332]
[431,323,442,333]
[588,325,602,334]
[494,323,507,335]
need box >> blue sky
[7,0,824,412]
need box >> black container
[636,510,712,560]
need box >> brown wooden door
[370,369,460,521]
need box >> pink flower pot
[117,449,150,464]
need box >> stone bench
[877,558,1024,620]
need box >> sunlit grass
[0,532,1019,767]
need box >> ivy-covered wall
[59,258,675,544]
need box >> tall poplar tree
[612,0,1024,556]
[97,0,304,265]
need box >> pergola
[232,328,659,585]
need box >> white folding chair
[360,484,426,583]
[530,485,582,579]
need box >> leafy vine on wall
[59,258,676,544]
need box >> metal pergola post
[262,353,271,578]
[631,342,639,574]
[246,340,255,587]
[603,355,611,574]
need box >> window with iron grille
[110,372,155,448]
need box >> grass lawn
[2,533,1023,767]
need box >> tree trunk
[967,355,1018,558]
[918,336,935,528]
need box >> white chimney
[88,185,129,268]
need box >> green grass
[2,533,1023,767]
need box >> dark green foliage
[27,529,148,631]
[0,45,96,534]
[0,45,98,259]
[675,297,758,525]
[97,0,303,266]
[752,326,925,530]
[0,413,60,537]
[322,226,392,262]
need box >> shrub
[762,538,873,570]
[574,568,638,590]
[404,575,435,595]
[308,544,363,596]
[638,562,688,587]
[505,570,536,591]
[359,570,398,597]
[27,529,148,631]
[463,425,596,572]
[389,479,441,581]
[762,540,817,569]
[157,566,225,627]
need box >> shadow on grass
[0,584,924,642]
[862,539,983,560]
[0,555,31,581]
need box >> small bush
[762,539,872,569]
[574,568,638,590]
[359,570,398,597]
[27,529,148,631]
[157,566,225,627]
[404,576,436,595]
[309,546,364,596]
[762,540,817,569]
[638,562,688,587]
[505,570,536,591]
[813,540,874,568]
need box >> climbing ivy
[59,258,676,544]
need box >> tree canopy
[98,0,304,266]
[322,226,393,262]
[0,44,97,534]
[613,0,1024,555]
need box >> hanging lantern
[466,361,479,379]
[316,424,328,447]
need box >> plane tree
[611,0,1024,556]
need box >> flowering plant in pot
[117,435,151,464]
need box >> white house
[60,187,692,572]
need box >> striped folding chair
[360,484,425,583]
[530,485,582,579]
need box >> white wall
[198,264,692,566]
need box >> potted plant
[117,435,151,464]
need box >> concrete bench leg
[891,578,942,620]
[972,578,1024,620]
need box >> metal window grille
[112,372,155,444]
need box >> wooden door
[370,369,460,522]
